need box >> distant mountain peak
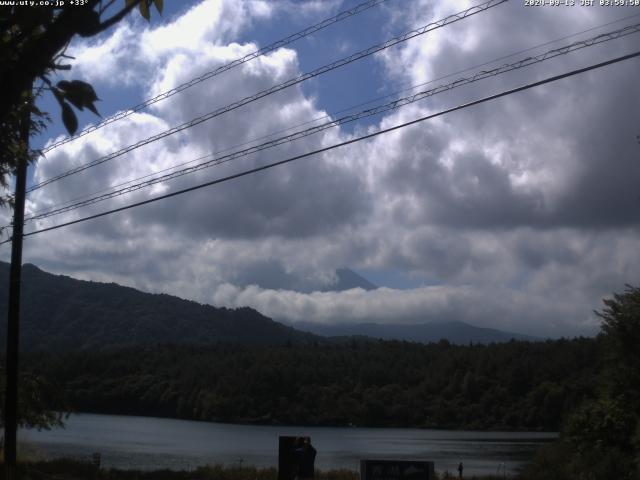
[323,268,377,292]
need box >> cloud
[4,0,638,339]
[211,282,597,338]
[269,0,344,19]
[68,0,274,86]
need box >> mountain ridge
[0,261,319,351]
[291,320,539,344]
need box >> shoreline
[42,411,561,435]
[3,458,520,480]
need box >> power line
[3,49,636,246]
[351,10,640,116]
[30,10,639,220]
[30,8,640,217]
[27,0,507,193]
[20,22,640,225]
[39,0,391,154]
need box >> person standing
[294,437,317,480]
[457,462,464,479]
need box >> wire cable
[28,10,640,220]
[27,0,508,193]
[40,0,391,154]
[2,49,636,245]
[21,22,640,224]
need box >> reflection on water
[20,413,556,476]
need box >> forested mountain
[293,320,538,344]
[23,337,600,431]
[0,262,319,351]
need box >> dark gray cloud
[372,2,640,232]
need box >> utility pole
[3,104,30,477]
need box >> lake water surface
[20,414,556,476]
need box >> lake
[20,414,556,476]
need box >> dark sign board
[360,460,435,480]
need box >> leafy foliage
[523,285,640,479]
[597,285,640,404]
[0,0,160,205]
[0,367,67,430]
[54,80,100,134]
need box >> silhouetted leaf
[61,92,84,111]
[62,80,98,102]
[52,87,65,106]
[72,80,98,102]
[139,0,150,21]
[61,102,78,135]
[86,102,101,117]
[77,10,101,37]
[154,0,163,15]
[57,80,100,115]
[30,105,43,116]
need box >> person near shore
[293,437,317,480]
[457,462,464,479]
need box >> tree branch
[91,0,142,36]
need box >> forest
[23,337,599,431]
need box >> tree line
[22,337,600,432]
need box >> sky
[1,0,639,338]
